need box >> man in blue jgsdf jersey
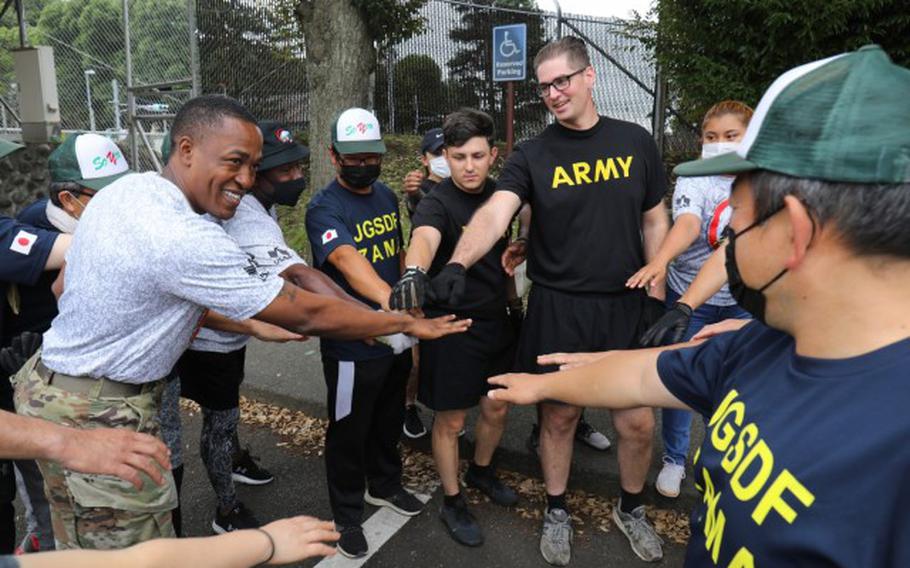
[488,45,910,568]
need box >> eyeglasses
[535,68,587,98]
[337,155,381,167]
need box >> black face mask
[339,164,381,189]
[268,177,307,207]
[723,211,789,324]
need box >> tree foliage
[351,0,427,46]
[634,0,910,126]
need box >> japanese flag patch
[321,229,339,245]
[9,230,37,255]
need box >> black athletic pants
[322,351,412,527]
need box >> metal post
[123,0,137,166]
[15,0,27,47]
[651,64,666,151]
[187,0,200,96]
[386,47,395,134]
[111,79,121,132]
[84,69,96,131]
[505,81,515,156]
[554,0,562,39]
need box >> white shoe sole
[337,545,368,559]
[231,472,274,486]
[211,520,229,534]
[364,491,422,516]
[655,482,681,498]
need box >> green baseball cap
[0,139,23,160]
[675,45,910,184]
[331,108,386,155]
[49,133,132,191]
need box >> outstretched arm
[0,409,170,489]
[450,191,521,269]
[627,213,700,291]
[280,263,365,307]
[487,346,691,410]
[679,244,729,310]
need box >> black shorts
[516,285,665,374]
[176,346,246,411]
[418,310,517,411]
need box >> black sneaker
[232,447,274,486]
[337,525,368,558]
[440,496,484,547]
[212,501,260,534]
[364,487,423,516]
[403,404,428,439]
[527,423,540,454]
[465,467,518,507]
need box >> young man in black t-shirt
[389,109,519,547]
[431,37,670,565]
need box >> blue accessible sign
[492,24,527,82]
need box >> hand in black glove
[429,263,467,307]
[506,298,524,336]
[639,302,693,346]
[389,266,430,311]
[0,331,43,376]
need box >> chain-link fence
[0,0,194,169]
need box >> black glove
[389,266,430,310]
[639,302,693,346]
[429,263,467,306]
[0,331,43,376]
[506,298,524,336]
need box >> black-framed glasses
[337,155,381,167]
[535,68,586,98]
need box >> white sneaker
[575,419,611,451]
[655,457,686,498]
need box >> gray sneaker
[612,503,664,562]
[540,508,573,566]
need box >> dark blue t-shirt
[657,322,910,567]
[6,199,61,343]
[1,214,58,347]
[306,180,403,361]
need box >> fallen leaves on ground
[180,397,690,544]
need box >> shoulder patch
[9,230,37,255]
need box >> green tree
[447,0,548,142]
[634,0,910,126]
[392,54,445,133]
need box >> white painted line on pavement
[315,486,437,568]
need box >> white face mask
[701,141,741,160]
[45,198,80,234]
[429,155,451,178]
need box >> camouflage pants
[12,352,177,549]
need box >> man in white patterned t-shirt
[12,95,469,550]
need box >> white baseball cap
[331,108,386,155]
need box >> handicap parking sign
[492,24,527,82]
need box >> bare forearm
[651,215,700,266]
[0,410,67,463]
[679,244,728,309]
[450,196,517,268]
[203,310,256,335]
[282,265,365,306]
[331,250,393,308]
[45,233,71,271]
[538,348,687,410]
[642,207,671,298]
[20,530,273,568]
[404,230,439,270]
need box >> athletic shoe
[575,417,611,450]
[403,404,428,439]
[14,533,41,555]
[440,496,484,546]
[612,501,664,562]
[527,423,540,454]
[464,467,518,507]
[655,456,686,498]
[364,487,423,516]
[232,447,274,486]
[337,525,368,558]
[539,507,573,566]
[212,501,260,534]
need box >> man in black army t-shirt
[431,37,670,565]
[389,109,519,547]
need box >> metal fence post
[188,0,200,97]
[123,0,138,166]
[554,0,562,38]
[651,63,666,153]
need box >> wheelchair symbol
[499,31,519,58]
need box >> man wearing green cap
[487,45,910,566]
[176,121,361,534]
[306,107,425,558]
